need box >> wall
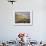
[0,0,46,42]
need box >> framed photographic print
[14,10,33,26]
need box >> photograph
[15,12,30,23]
[15,11,32,25]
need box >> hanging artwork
[14,11,33,26]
